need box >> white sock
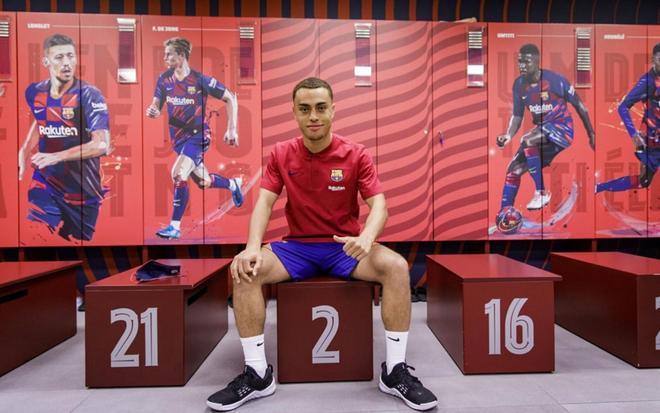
[240,334,267,378]
[170,220,181,230]
[385,330,408,374]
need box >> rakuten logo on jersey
[91,102,108,112]
[528,103,554,114]
[166,96,195,105]
[39,125,79,138]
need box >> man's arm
[18,119,40,180]
[333,193,388,261]
[231,188,279,283]
[221,89,238,146]
[30,129,111,169]
[496,115,523,147]
[618,74,648,150]
[571,93,596,150]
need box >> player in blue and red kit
[146,37,243,240]
[497,43,596,213]
[596,43,660,193]
[18,34,111,241]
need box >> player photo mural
[18,13,110,246]
[488,24,596,239]
[594,25,650,237]
[142,16,243,244]
[595,42,659,236]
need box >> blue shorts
[540,122,573,149]
[27,185,100,241]
[270,241,359,281]
[173,134,208,166]
[635,147,660,174]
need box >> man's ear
[42,56,49,68]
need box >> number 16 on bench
[426,254,561,374]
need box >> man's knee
[374,250,409,284]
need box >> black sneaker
[379,362,438,411]
[206,365,276,411]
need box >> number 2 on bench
[484,298,534,355]
[312,305,340,364]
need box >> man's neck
[50,78,73,98]
[303,133,333,154]
[174,64,191,81]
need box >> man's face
[44,44,76,83]
[293,87,335,142]
[653,51,660,73]
[518,53,540,80]
[164,45,186,69]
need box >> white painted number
[655,297,660,351]
[484,298,534,355]
[311,305,340,364]
[110,307,159,368]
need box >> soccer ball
[496,207,523,234]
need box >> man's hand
[145,104,160,118]
[496,133,511,148]
[632,132,646,151]
[333,235,372,261]
[230,246,262,284]
[31,152,61,169]
[224,128,239,147]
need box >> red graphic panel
[432,22,488,240]
[319,19,376,224]
[261,19,319,241]
[80,14,143,246]
[540,24,596,239]
[201,17,261,244]
[648,27,660,238]
[142,16,204,245]
[0,12,18,247]
[487,23,542,240]
[17,13,82,246]
[376,21,433,241]
[594,25,648,238]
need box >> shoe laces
[392,363,422,388]
[227,369,253,392]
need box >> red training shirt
[261,134,383,241]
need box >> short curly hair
[292,77,334,102]
[164,37,192,60]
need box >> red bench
[427,254,561,374]
[277,277,374,383]
[552,252,660,368]
[85,258,230,387]
[0,261,81,376]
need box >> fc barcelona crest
[540,91,549,101]
[187,86,197,94]
[62,107,75,120]
[330,169,343,182]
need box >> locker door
[261,18,319,241]
[376,21,433,241]
[80,14,143,246]
[201,17,261,244]
[594,25,648,238]
[142,16,204,245]
[0,12,18,247]
[487,23,543,240]
[540,24,596,239]
[18,13,82,246]
[432,22,488,241]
